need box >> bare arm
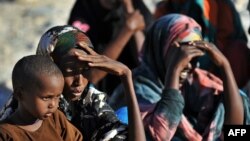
[89,0,145,84]
[192,41,244,124]
[89,10,145,84]
[120,68,146,141]
[74,46,146,141]
[122,0,145,54]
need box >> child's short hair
[12,55,63,94]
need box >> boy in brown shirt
[0,55,83,141]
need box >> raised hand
[74,42,130,77]
[164,41,205,89]
[125,10,145,32]
[189,41,229,67]
[190,41,244,124]
[166,42,205,73]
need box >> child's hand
[75,42,130,77]
[190,41,229,68]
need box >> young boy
[0,55,83,141]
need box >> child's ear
[13,87,23,100]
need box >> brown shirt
[0,110,83,141]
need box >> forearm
[121,70,146,141]
[164,67,181,90]
[144,89,184,141]
[102,26,134,60]
[134,31,145,54]
[221,61,244,124]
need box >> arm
[74,46,146,141]
[88,0,145,84]
[191,41,244,124]
[122,0,145,53]
[120,67,146,141]
[142,42,204,140]
[141,88,185,141]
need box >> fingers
[77,42,98,55]
[77,54,105,63]
[188,40,216,52]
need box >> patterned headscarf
[36,25,94,61]
[142,14,202,83]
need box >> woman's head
[142,14,202,82]
[37,25,93,101]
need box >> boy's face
[59,48,89,101]
[20,74,64,120]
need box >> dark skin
[68,43,146,141]
[9,74,64,132]
[165,40,243,125]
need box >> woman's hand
[125,10,145,32]
[166,42,205,74]
[190,41,244,124]
[164,42,205,89]
[190,41,229,68]
[74,42,130,77]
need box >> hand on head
[166,41,205,74]
[74,43,130,77]
[189,41,229,68]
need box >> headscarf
[36,25,94,62]
[142,13,202,83]
[154,0,250,88]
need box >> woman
[109,14,250,141]
[154,0,250,89]
[1,25,146,141]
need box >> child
[0,55,83,141]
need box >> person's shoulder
[51,109,67,123]
[0,121,16,140]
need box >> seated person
[0,55,82,141]
[109,14,250,141]
[36,25,146,141]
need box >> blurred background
[0,0,249,108]
[0,0,75,108]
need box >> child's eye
[65,68,73,73]
[42,97,50,101]
[56,94,61,99]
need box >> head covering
[36,25,94,61]
[142,14,202,83]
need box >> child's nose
[48,99,58,109]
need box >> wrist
[165,67,181,89]
[120,67,132,80]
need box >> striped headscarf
[142,14,202,83]
[36,25,93,62]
